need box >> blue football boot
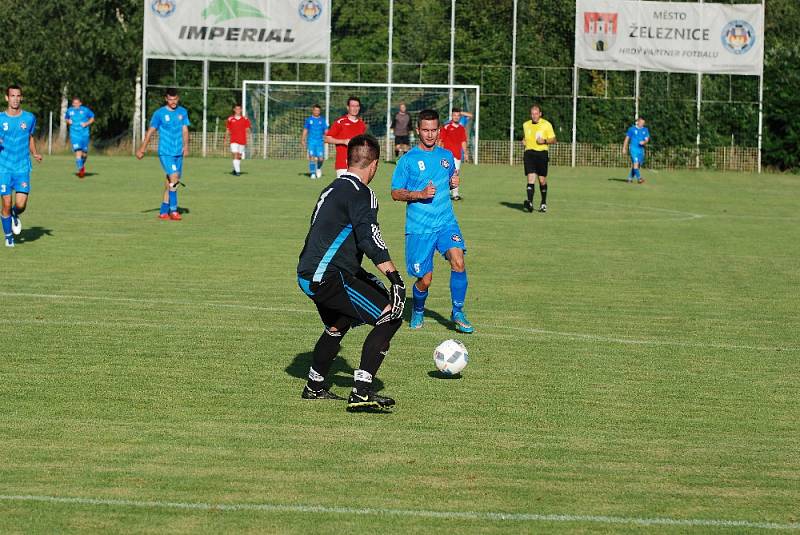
[409,309,424,329]
[451,311,474,334]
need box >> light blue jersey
[0,110,36,174]
[391,145,458,235]
[304,115,327,144]
[64,105,94,142]
[150,105,190,156]
[626,124,650,151]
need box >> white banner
[575,1,764,75]
[144,0,330,61]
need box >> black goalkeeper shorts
[299,269,390,328]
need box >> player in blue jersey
[0,85,43,247]
[623,117,650,184]
[64,97,95,178]
[136,88,190,221]
[301,104,328,179]
[391,109,473,334]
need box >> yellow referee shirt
[523,119,555,151]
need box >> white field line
[3,291,797,352]
[0,495,797,530]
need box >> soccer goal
[242,80,480,164]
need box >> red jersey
[226,115,251,145]
[440,121,467,160]
[325,115,367,169]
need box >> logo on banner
[151,0,176,18]
[583,12,618,52]
[721,20,756,55]
[202,0,268,23]
[298,0,323,21]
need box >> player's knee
[450,256,465,272]
[168,180,180,191]
[416,274,432,291]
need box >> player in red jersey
[323,97,367,177]
[224,104,251,176]
[439,108,468,201]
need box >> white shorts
[454,159,462,171]
[336,168,348,178]
[230,143,246,158]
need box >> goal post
[242,80,480,164]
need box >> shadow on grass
[607,178,631,183]
[499,201,529,212]
[286,351,385,392]
[401,298,457,331]
[141,207,191,214]
[18,226,53,243]
[427,370,463,380]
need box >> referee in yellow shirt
[521,104,556,213]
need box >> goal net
[242,81,480,163]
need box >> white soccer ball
[433,339,469,375]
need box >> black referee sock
[540,184,548,205]
[526,184,534,203]
[307,326,348,389]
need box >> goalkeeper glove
[385,270,406,320]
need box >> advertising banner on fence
[144,0,331,61]
[575,0,764,75]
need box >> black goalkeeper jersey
[297,174,391,284]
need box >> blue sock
[168,191,178,212]
[1,215,11,238]
[160,202,169,215]
[76,158,82,170]
[634,168,641,179]
[318,160,323,169]
[309,161,315,174]
[412,283,428,313]
[629,168,634,179]
[450,271,468,314]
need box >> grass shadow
[401,298,456,331]
[608,178,631,183]
[427,370,463,380]
[500,201,528,212]
[141,207,191,214]
[286,351,385,391]
[18,226,53,243]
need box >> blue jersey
[0,110,36,174]
[391,146,458,235]
[304,115,328,144]
[64,105,94,139]
[150,105,190,156]
[626,125,650,151]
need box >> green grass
[0,155,798,533]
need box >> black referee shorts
[395,135,410,146]
[523,149,549,177]
[299,269,390,329]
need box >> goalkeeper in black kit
[297,134,406,412]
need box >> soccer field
[1,155,798,533]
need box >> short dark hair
[347,96,361,106]
[347,134,380,169]
[233,103,242,109]
[72,96,81,101]
[312,104,321,109]
[531,104,542,113]
[165,87,179,97]
[417,109,440,127]
[6,84,21,95]
[452,107,461,113]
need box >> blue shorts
[0,172,31,196]
[405,224,466,278]
[159,155,183,177]
[630,149,645,165]
[71,136,89,153]
[308,141,324,159]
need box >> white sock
[233,159,241,172]
[451,187,460,197]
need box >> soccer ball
[433,339,469,375]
